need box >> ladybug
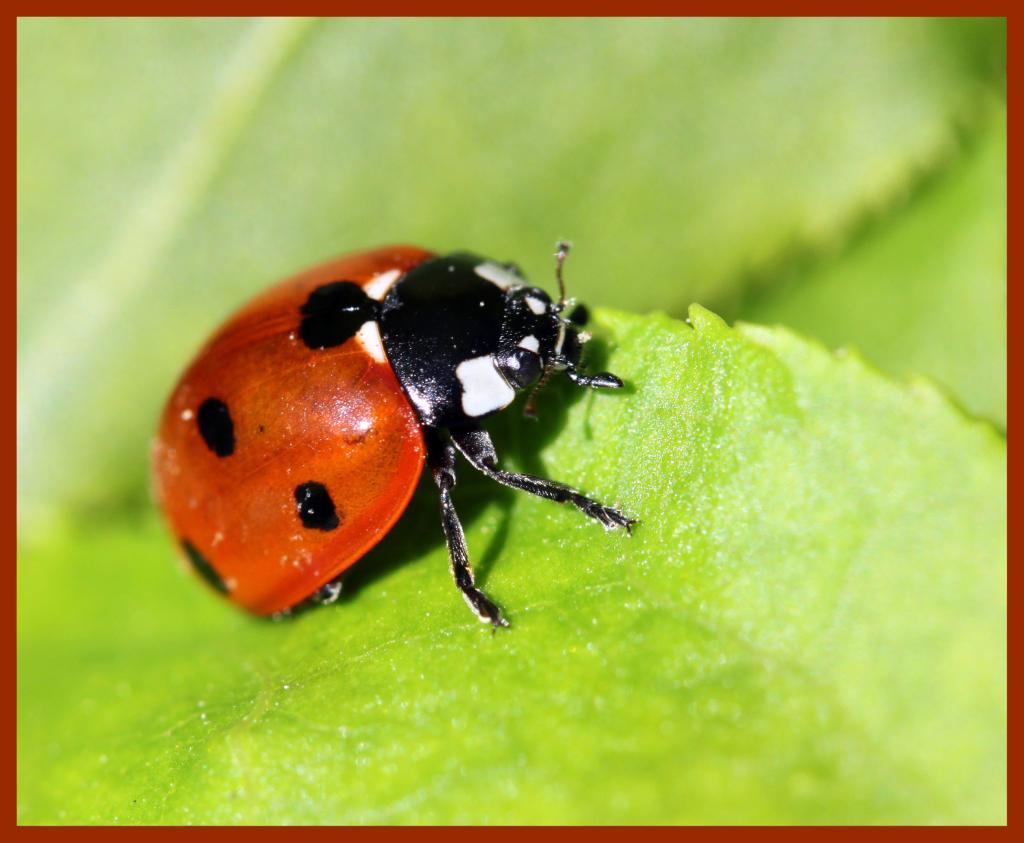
[152,243,635,627]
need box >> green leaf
[739,109,1006,426]
[17,17,1005,524]
[17,308,1006,825]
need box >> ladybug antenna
[525,240,572,419]
[554,240,571,312]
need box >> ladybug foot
[312,577,343,605]
[581,501,637,534]
[461,586,510,629]
[566,370,623,390]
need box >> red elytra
[152,246,432,615]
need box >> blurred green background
[18,17,1005,527]
[17,17,1005,825]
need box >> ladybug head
[375,245,623,429]
[492,243,623,416]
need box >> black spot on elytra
[299,281,378,349]
[181,539,229,594]
[197,397,235,457]
[294,482,341,531]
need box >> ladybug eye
[499,348,543,389]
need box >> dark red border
[11,12,1011,832]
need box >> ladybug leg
[312,576,343,605]
[425,429,510,628]
[450,426,637,533]
[566,369,623,390]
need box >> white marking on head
[518,334,540,353]
[456,355,515,417]
[525,295,547,315]
[356,320,387,363]
[363,269,402,301]
[180,408,194,421]
[474,262,521,290]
